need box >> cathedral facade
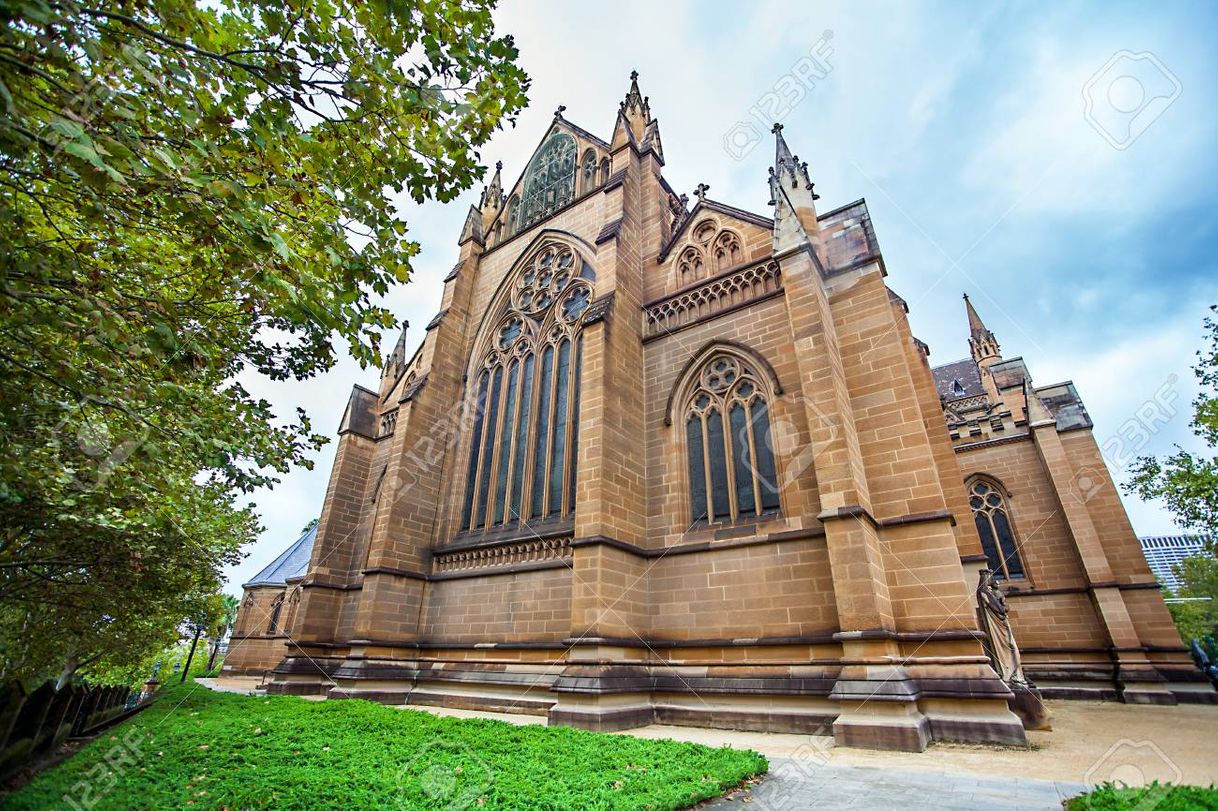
[228,74,1214,750]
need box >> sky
[224,0,1218,595]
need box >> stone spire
[769,123,819,204]
[479,160,504,213]
[613,70,652,147]
[382,319,409,381]
[964,293,1001,366]
[769,124,822,251]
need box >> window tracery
[677,246,704,279]
[673,219,746,284]
[713,230,743,271]
[968,478,1025,580]
[461,241,592,531]
[581,149,597,194]
[516,133,576,233]
[683,352,781,523]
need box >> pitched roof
[243,524,318,588]
[931,358,985,401]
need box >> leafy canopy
[1128,306,1218,644]
[0,0,528,683]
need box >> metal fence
[0,680,138,779]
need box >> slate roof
[243,524,318,588]
[931,358,985,401]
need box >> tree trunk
[181,626,202,683]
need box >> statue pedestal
[1008,681,1051,731]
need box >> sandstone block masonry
[231,74,1214,751]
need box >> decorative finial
[693,183,710,202]
[554,104,566,119]
[771,122,784,135]
[630,70,639,81]
[495,160,503,172]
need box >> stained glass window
[460,370,490,530]
[685,352,782,524]
[460,241,593,531]
[969,479,1025,580]
[473,365,503,529]
[517,132,576,233]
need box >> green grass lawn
[4,679,767,810]
[1067,782,1218,810]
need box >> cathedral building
[226,74,1214,750]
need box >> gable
[490,119,611,240]
[658,202,773,295]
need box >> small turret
[612,70,653,149]
[769,124,822,252]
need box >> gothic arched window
[684,353,781,523]
[507,195,520,234]
[969,478,1025,580]
[599,157,610,185]
[713,230,742,271]
[518,132,576,232]
[266,595,284,635]
[581,149,597,194]
[461,241,592,531]
[677,246,704,280]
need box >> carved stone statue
[976,568,1027,685]
[976,569,1051,731]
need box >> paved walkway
[703,761,1084,810]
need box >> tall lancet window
[684,353,781,524]
[517,132,576,233]
[968,478,1025,580]
[461,241,593,531]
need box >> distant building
[223,523,317,676]
[1140,535,1211,593]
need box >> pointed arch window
[581,149,598,194]
[684,353,781,523]
[713,230,743,271]
[517,132,576,233]
[266,595,284,635]
[968,478,1025,580]
[461,241,592,531]
[677,246,704,279]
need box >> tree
[0,0,528,683]
[1129,306,1218,643]
[1128,306,1218,536]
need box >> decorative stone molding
[378,409,398,438]
[425,309,448,331]
[644,259,781,338]
[432,536,573,573]
[595,218,623,244]
[581,291,614,325]
[400,373,428,403]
